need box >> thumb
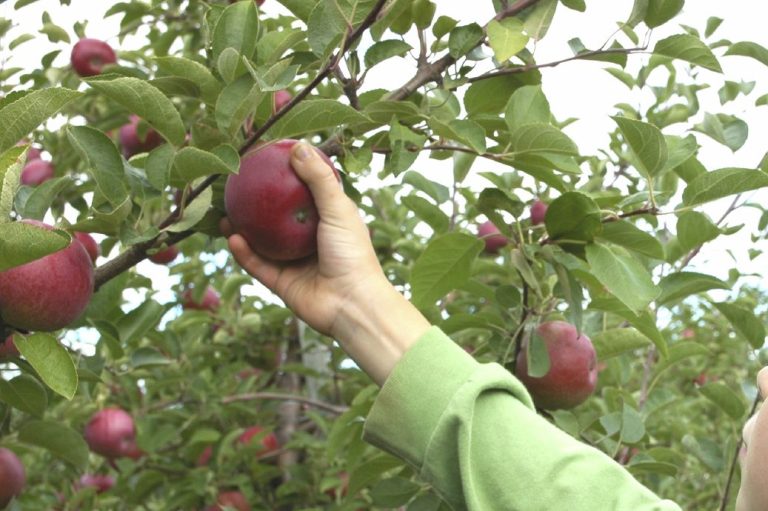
[290,142,345,216]
[758,366,768,400]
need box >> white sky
[2,1,768,350]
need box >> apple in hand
[182,286,220,312]
[120,115,163,158]
[515,320,598,410]
[477,221,508,254]
[84,408,141,459]
[224,139,339,261]
[74,232,100,263]
[0,220,94,331]
[20,159,55,186]
[0,335,19,359]
[206,490,251,511]
[149,245,179,265]
[71,38,117,77]
[0,448,25,508]
[530,200,548,226]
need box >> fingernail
[294,143,312,161]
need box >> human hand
[736,367,768,511]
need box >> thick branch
[222,391,348,415]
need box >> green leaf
[0,222,70,272]
[705,17,723,38]
[172,145,239,183]
[597,220,664,259]
[626,0,648,27]
[270,100,370,139]
[145,144,175,191]
[545,192,602,243]
[589,296,668,357]
[505,85,551,130]
[662,134,698,172]
[410,233,484,309]
[592,328,651,361]
[0,145,26,221]
[714,302,766,349]
[693,113,748,151]
[67,126,129,207]
[560,0,586,11]
[39,22,70,43]
[403,172,449,203]
[613,116,668,178]
[448,24,483,59]
[14,333,78,400]
[370,477,420,508]
[167,186,213,233]
[154,56,222,105]
[429,118,486,153]
[86,77,186,146]
[509,123,578,156]
[117,300,167,345]
[656,272,729,307]
[16,177,73,220]
[524,0,558,40]
[211,0,259,62]
[0,88,81,153]
[0,374,48,417]
[131,347,172,368]
[585,243,660,313]
[18,420,89,469]
[401,195,449,234]
[644,0,684,28]
[699,382,746,420]
[682,168,768,207]
[215,75,263,136]
[307,2,347,57]
[487,18,528,62]
[653,34,722,73]
[364,40,412,68]
[676,211,720,251]
[724,41,768,68]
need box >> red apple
[0,448,25,508]
[477,221,508,254]
[273,90,292,112]
[74,232,100,263]
[238,426,279,456]
[149,245,179,265]
[76,474,115,493]
[17,142,42,162]
[182,287,220,312]
[0,220,94,331]
[530,200,548,226]
[0,335,19,359]
[120,115,163,158]
[20,159,55,186]
[197,445,213,467]
[515,321,598,410]
[84,408,140,459]
[71,38,117,77]
[206,491,251,511]
[224,139,339,261]
[682,328,695,339]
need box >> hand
[736,367,768,511]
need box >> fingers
[757,366,768,399]
[227,234,281,292]
[290,142,349,217]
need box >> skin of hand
[225,142,431,386]
[736,366,768,511]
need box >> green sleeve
[363,327,681,511]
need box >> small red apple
[682,328,695,339]
[120,115,163,158]
[224,139,339,261]
[149,245,179,265]
[238,426,279,456]
[76,474,115,493]
[0,220,94,331]
[71,38,117,77]
[530,200,548,226]
[20,159,55,186]
[197,445,213,467]
[74,232,100,263]
[84,407,141,459]
[515,321,598,410]
[16,142,42,162]
[273,90,292,112]
[0,448,25,508]
[206,491,251,511]
[0,335,19,359]
[182,287,220,312]
[477,221,508,254]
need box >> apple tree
[1,0,767,509]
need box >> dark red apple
[0,448,25,508]
[0,220,94,331]
[16,142,42,162]
[197,445,213,467]
[84,408,140,459]
[149,245,179,265]
[20,159,55,186]
[76,474,115,493]
[224,139,339,261]
[477,221,508,254]
[182,287,220,312]
[238,426,279,456]
[71,38,117,77]
[530,200,548,226]
[74,232,100,263]
[515,321,598,410]
[0,335,19,359]
[273,90,292,112]
[120,115,163,158]
[206,491,251,511]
